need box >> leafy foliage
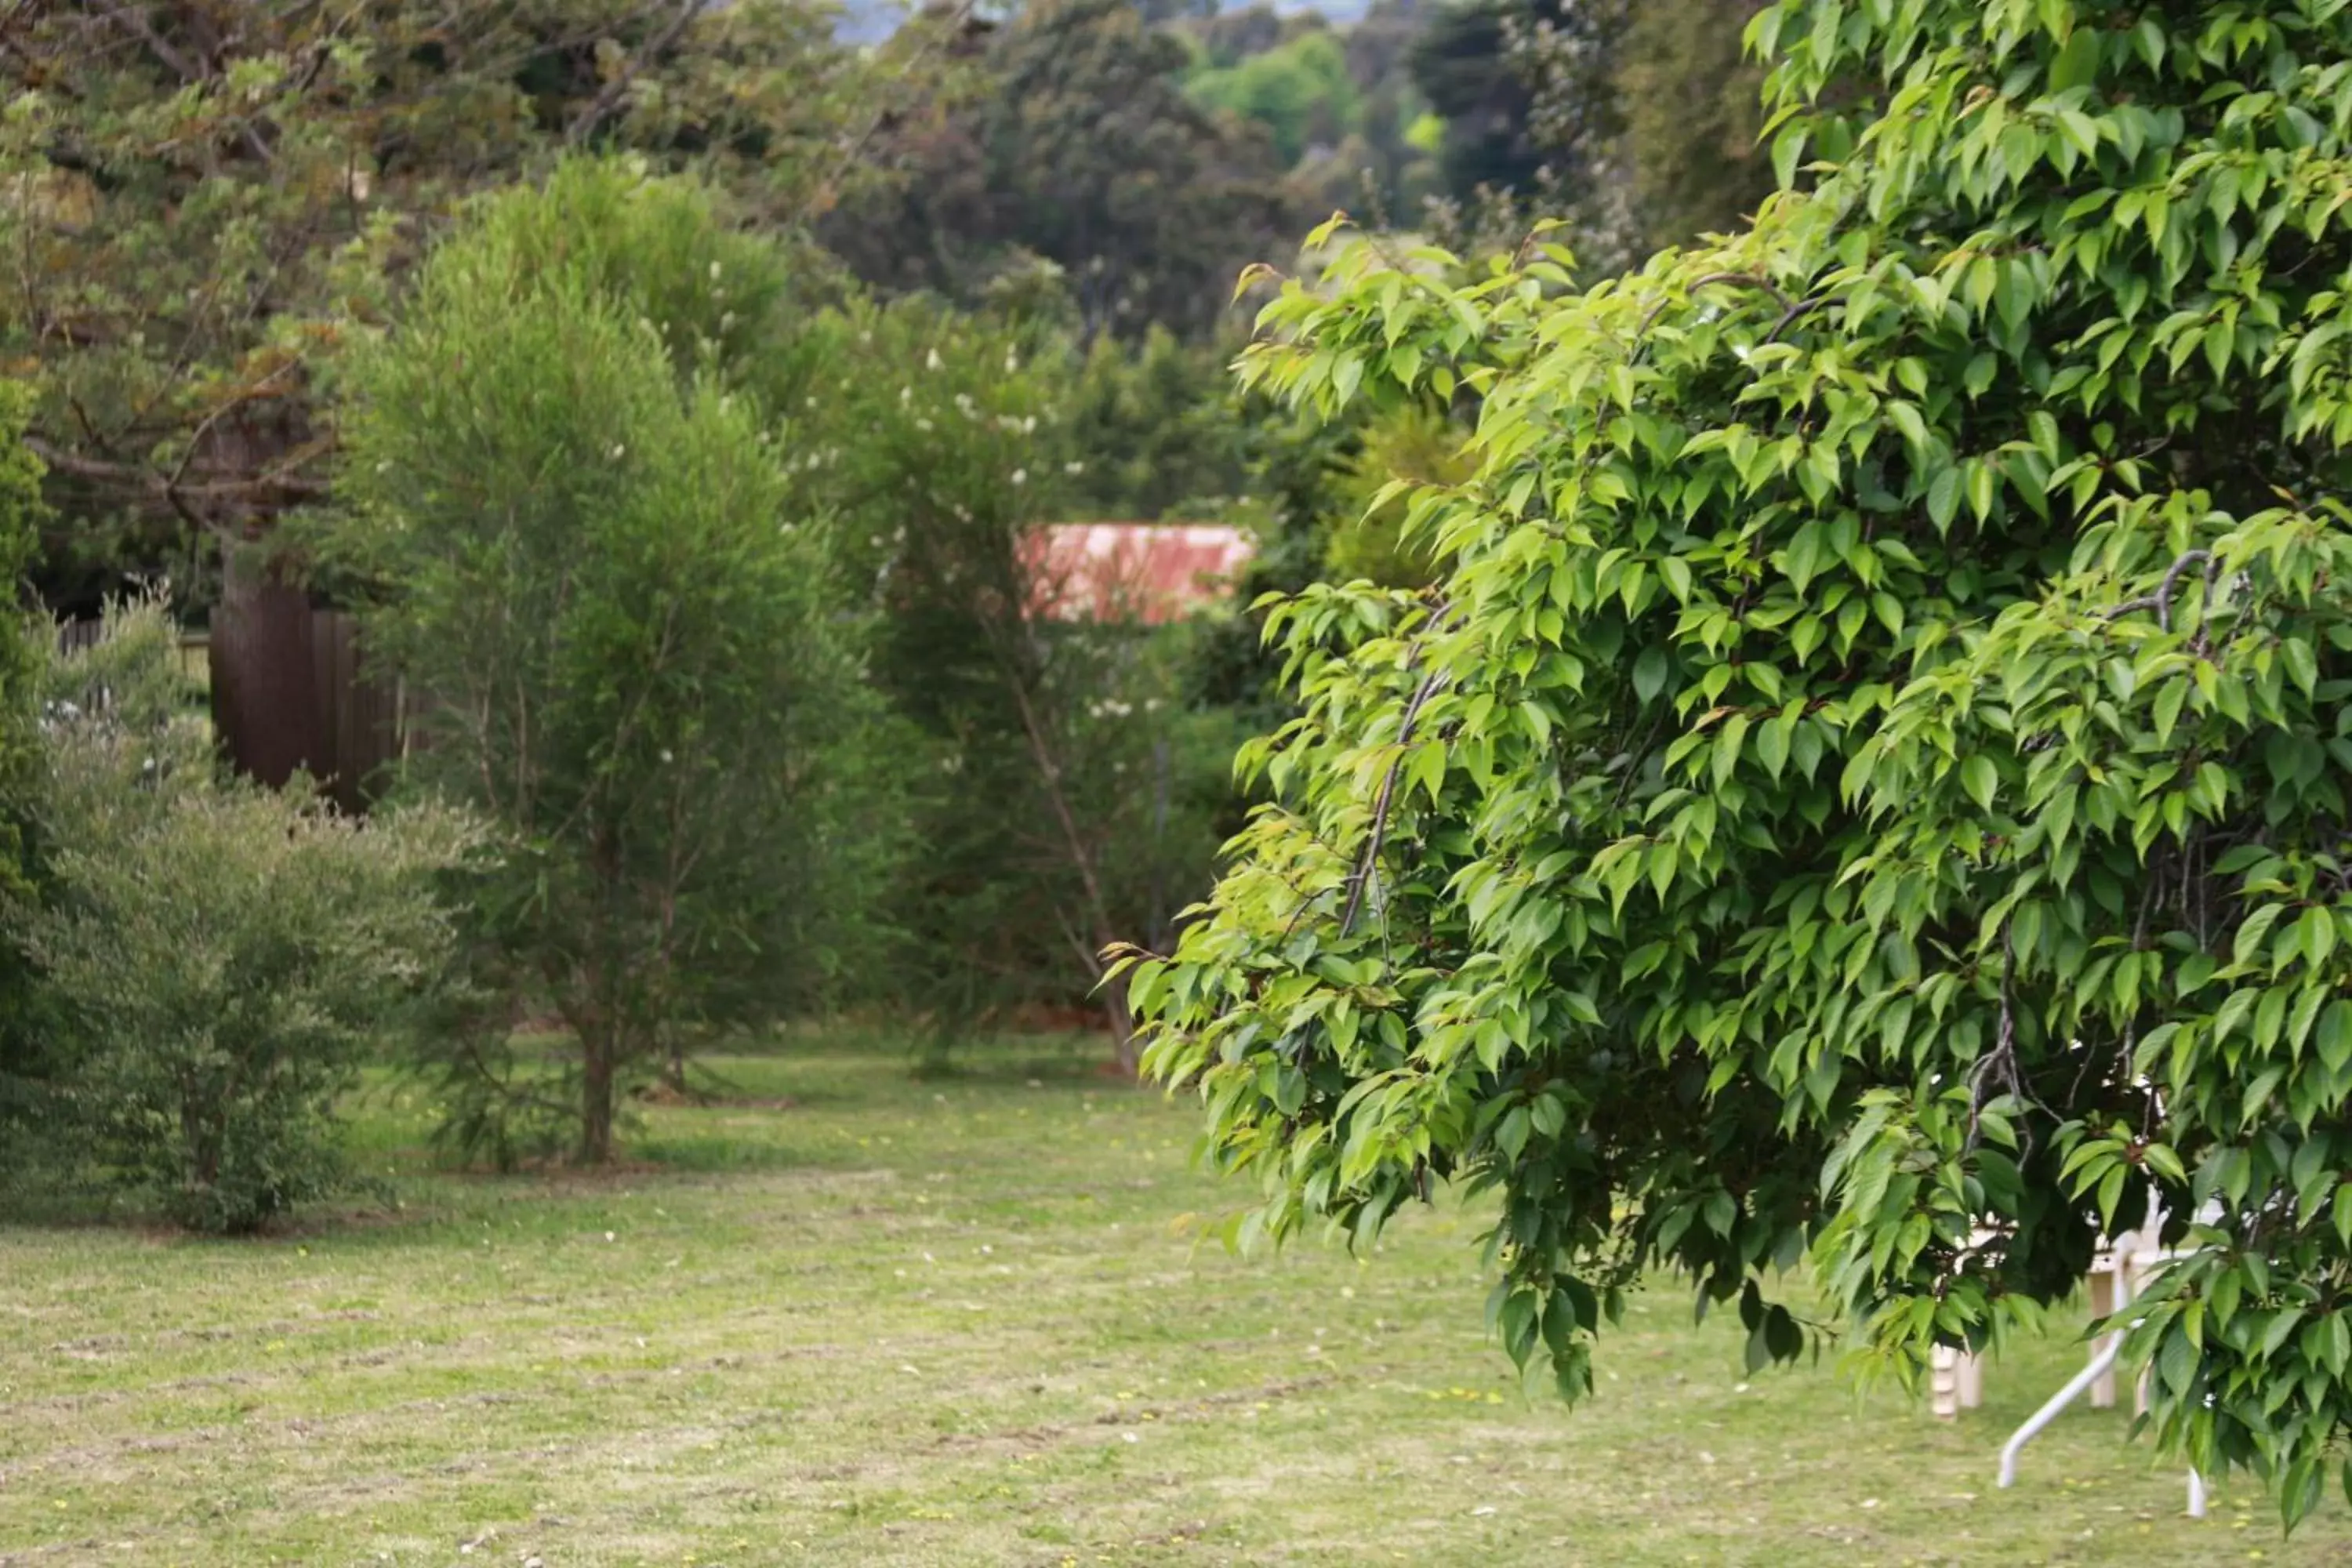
[5,600,469,1232]
[0,383,55,1153]
[794,299,1240,1059]
[1187,24,1362,168]
[1323,401,1476,586]
[333,160,900,1161]
[1609,0,1775,246]
[0,0,936,599]
[0,385,44,900]
[822,0,1298,343]
[1066,325,1259,521]
[1130,0,2352,1521]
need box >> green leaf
[1962,756,1998,813]
[1771,125,1807,190]
[1633,647,1671,705]
[1926,466,1962,532]
[1659,555,1694,603]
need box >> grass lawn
[4,1035,2346,1567]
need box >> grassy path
[3,1037,2345,1566]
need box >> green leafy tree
[1410,0,1597,205]
[1066,325,1257,520]
[1607,0,1773,245]
[1131,0,2352,1521]
[0,383,54,1156]
[0,385,43,897]
[1323,401,1475,586]
[0,0,942,601]
[825,0,1299,343]
[333,161,899,1163]
[1187,27,1360,167]
[797,299,1238,1066]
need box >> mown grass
[3,1034,2347,1567]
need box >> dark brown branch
[2100,549,2211,633]
[566,0,708,146]
[97,1,201,83]
[96,2,278,163]
[1689,270,1795,312]
[1762,294,1835,345]
[25,436,328,506]
[1338,660,1450,937]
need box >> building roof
[1023,523,1256,625]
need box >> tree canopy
[1131,0,2352,1521]
[0,0,938,601]
[826,0,1299,343]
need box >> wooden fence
[62,595,412,815]
[212,594,409,815]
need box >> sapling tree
[335,161,901,1163]
[1128,0,2352,1520]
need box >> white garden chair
[1927,1209,2206,1518]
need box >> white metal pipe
[1998,1331,2128,1488]
[1998,1236,2143,1490]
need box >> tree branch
[1338,658,1450,937]
[566,0,708,147]
[2100,548,2212,633]
[25,436,328,507]
[97,1,201,83]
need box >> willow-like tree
[334,162,901,1163]
[1129,0,2352,1522]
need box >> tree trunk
[1101,961,1138,1079]
[660,1027,691,1099]
[580,1026,616,1164]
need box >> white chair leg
[2087,1270,2118,1409]
[1932,1343,1961,1420]
[1957,1349,1984,1410]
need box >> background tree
[0,386,43,899]
[796,297,1239,1067]
[0,383,57,1161]
[1321,401,1473,586]
[332,162,900,1163]
[1604,0,1773,245]
[824,0,1301,343]
[1065,325,1258,521]
[1185,24,1359,168]
[0,0,946,606]
[1131,0,2352,1520]
[1408,0,1572,206]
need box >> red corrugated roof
[1022,523,1256,625]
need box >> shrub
[8,601,472,1232]
[0,384,50,1159]
[332,160,906,1163]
